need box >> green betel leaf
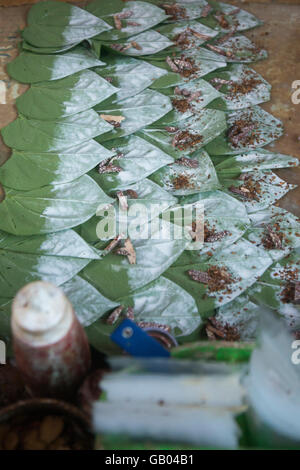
[0,141,115,191]
[214,294,260,341]
[117,276,202,337]
[62,275,118,327]
[95,135,174,192]
[215,150,299,179]
[0,228,100,299]
[147,0,209,22]
[206,65,271,111]
[79,178,177,245]
[210,1,263,32]
[221,170,296,213]
[86,0,168,41]
[81,219,188,300]
[16,70,118,120]
[139,108,226,159]
[246,206,300,261]
[149,149,220,195]
[209,35,267,63]
[248,252,300,331]
[95,57,167,101]
[1,110,112,152]
[155,78,221,121]
[156,20,218,48]
[0,175,113,236]
[147,48,227,86]
[205,106,283,155]
[6,45,105,84]
[22,0,112,48]
[95,89,172,141]
[165,238,273,315]
[103,29,173,56]
[177,190,250,258]
[21,40,78,55]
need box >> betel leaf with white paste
[0,175,113,236]
[1,110,112,153]
[147,0,209,23]
[81,219,188,300]
[176,190,250,258]
[0,229,100,299]
[156,78,221,122]
[149,149,220,195]
[245,206,300,261]
[0,141,115,191]
[209,1,263,32]
[102,29,173,56]
[79,178,177,245]
[214,294,260,341]
[94,57,168,101]
[95,89,172,142]
[6,45,105,84]
[62,275,118,327]
[87,0,168,41]
[22,0,112,48]
[221,170,296,213]
[209,35,267,64]
[165,238,273,315]
[205,106,283,155]
[16,70,118,120]
[139,108,226,159]
[147,47,227,85]
[206,65,271,110]
[156,20,218,48]
[215,150,299,179]
[95,135,174,192]
[248,252,300,331]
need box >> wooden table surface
[0,0,299,215]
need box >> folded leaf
[62,275,118,327]
[95,89,172,141]
[211,1,263,32]
[22,0,111,48]
[6,45,105,84]
[165,238,273,314]
[16,70,118,120]
[205,106,283,155]
[95,57,168,101]
[215,150,299,178]
[150,149,220,195]
[148,0,209,23]
[0,175,113,235]
[221,170,296,213]
[87,0,168,40]
[139,108,226,159]
[81,219,188,300]
[1,110,112,152]
[21,40,78,55]
[246,206,300,261]
[156,20,218,48]
[206,65,271,110]
[0,229,100,298]
[96,135,174,192]
[0,140,115,191]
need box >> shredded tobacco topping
[172,97,191,113]
[166,55,197,78]
[228,75,263,98]
[160,3,187,20]
[227,118,256,147]
[206,316,240,341]
[281,281,300,305]
[229,174,261,201]
[204,223,229,243]
[188,265,235,293]
[172,173,195,190]
[261,224,287,250]
[171,130,203,150]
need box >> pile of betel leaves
[0,0,299,355]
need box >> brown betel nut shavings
[261,224,287,250]
[188,265,235,293]
[229,174,261,201]
[171,129,203,150]
[160,3,187,20]
[206,316,240,341]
